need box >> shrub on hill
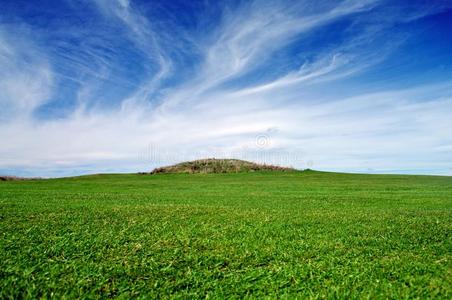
[149,158,295,174]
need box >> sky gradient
[1,0,452,177]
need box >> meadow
[0,170,451,298]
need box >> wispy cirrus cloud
[0,27,53,120]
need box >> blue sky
[1,0,452,177]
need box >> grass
[0,170,451,298]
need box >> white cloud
[0,28,53,119]
[1,79,451,176]
[197,0,379,91]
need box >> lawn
[0,171,451,298]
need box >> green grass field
[1,170,451,298]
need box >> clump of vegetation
[149,158,295,174]
[0,176,38,181]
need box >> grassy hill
[149,158,295,174]
[0,171,451,298]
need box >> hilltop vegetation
[0,176,38,181]
[149,158,295,174]
[0,171,451,298]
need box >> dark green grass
[1,171,451,298]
